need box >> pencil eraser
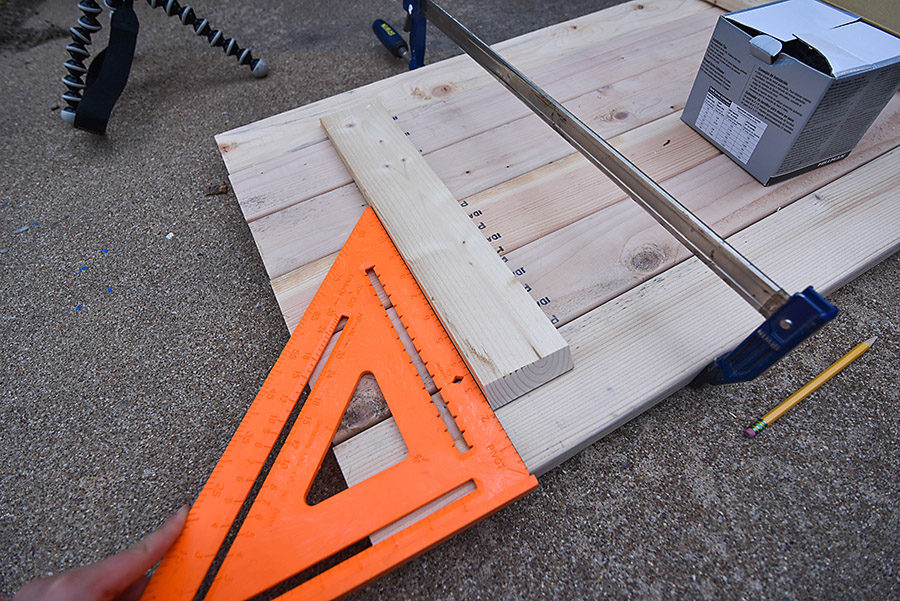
[744,428,757,438]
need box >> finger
[13,506,189,601]
[81,505,190,600]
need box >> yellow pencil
[744,336,877,437]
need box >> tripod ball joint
[250,58,268,78]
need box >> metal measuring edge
[416,0,791,318]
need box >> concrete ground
[1,0,897,599]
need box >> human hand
[13,505,189,601]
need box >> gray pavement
[1,1,898,599]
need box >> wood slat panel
[216,0,898,473]
[216,0,716,172]
[335,147,900,484]
[228,14,716,224]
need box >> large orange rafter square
[140,207,536,601]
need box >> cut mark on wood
[322,102,573,409]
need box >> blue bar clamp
[692,287,838,386]
[383,0,840,388]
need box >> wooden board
[335,147,900,481]
[215,0,899,468]
[321,102,572,408]
[217,0,716,173]
[267,95,899,444]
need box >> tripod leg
[60,0,268,128]
[143,0,268,77]
[60,0,104,123]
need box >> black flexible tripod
[62,0,267,134]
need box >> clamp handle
[373,19,410,59]
[692,286,838,386]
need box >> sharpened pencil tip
[864,336,878,346]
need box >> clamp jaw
[692,286,838,386]
[403,0,427,69]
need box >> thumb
[13,506,190,601]
[87,505,190,598]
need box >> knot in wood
[630,245,666,273]
[432,83,455,97]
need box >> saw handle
[692,286,838,386]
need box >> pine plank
[322,102,572,409]
[248,50,704,280]
[335,147,900,484]
[269,95,899,332]
[215,0,715,173]
[261,93,897,442]
[250,186,366,280]
[270,252,337,327]
[228,14,716,223]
